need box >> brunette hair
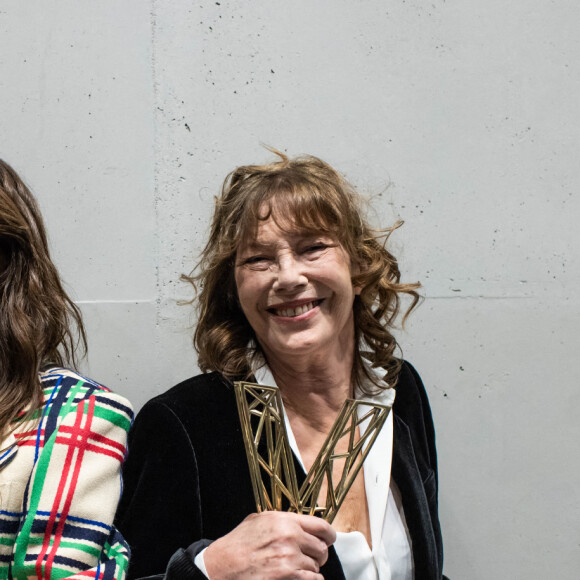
[182,150,420,392]
[0,160,87,438]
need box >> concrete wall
[1,1,578,577]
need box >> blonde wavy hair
[0,160,87,439]
[182,151,420,392]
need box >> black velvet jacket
[115,362,446,579]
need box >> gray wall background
[1,1,578,577]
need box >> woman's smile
[267,298,324,319]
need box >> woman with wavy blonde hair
[0,159,133,579]
[118,151,448,580]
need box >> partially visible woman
[0,160,133,579]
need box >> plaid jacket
[0,367,133,580]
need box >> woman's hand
[203,511,336,580]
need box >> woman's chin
[262,333,343,363]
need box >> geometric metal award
[234,381,391,523]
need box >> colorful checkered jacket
[0,367,133,580]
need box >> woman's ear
[351,259,365,295]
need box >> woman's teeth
[275,301,317,317]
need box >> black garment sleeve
[407,362,440,483]
[132,542,209,580]
[115,401,207,580]
[149,540,213,580]
[394,361,449,580]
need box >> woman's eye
[304,243,329,254]
[244,256,270,267]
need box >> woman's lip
[267,299,323,318]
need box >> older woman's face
[235,217,359,363]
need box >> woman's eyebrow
[238,240,274,254]
[239,233,329,254]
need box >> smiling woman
[186,150,420,394]
[116,151,449,580]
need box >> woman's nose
[273,254,307,291]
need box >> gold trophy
[234,381,391,523]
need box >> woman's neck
[263,347,355,434]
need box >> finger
[295,553,320,574]
[297,534,329,566]
[297,514,337,546]
[294,571,324,580]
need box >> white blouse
[256,365,414,580]
[197,365,414,579]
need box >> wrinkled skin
[204,511,336,580]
